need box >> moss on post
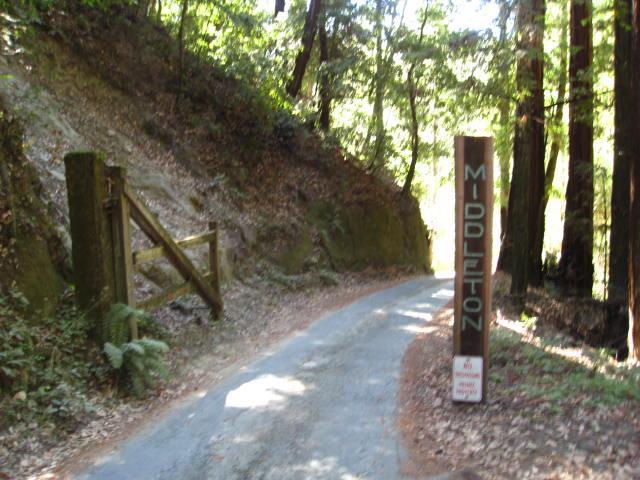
[64,152,126,346]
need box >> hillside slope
[0,4,431,311]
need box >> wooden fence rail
[65,152,222,345]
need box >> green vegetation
[490,327,640,408]
[0,293,171,434]
[0,290,104,431]
[104,338,169,397]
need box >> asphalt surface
[77,276,454,480]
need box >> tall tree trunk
[402,65,418,196]
[498,100,511,240]
[369,0,385,171]
[538,0,568,280]
[527,0,546,288]
[318,19,331,131]
[504,0,545,297]
[497,1,513,241]
[628,0,640,361]
[609,0,632,303]
[286,0,323,98]
[402,9,427,196]
[176,0,189,106]
[543,5,568,214]
[559,0,594,296]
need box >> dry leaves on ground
[399,292,640,479]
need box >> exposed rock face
[0,104,67,317]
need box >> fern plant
[103,338,169,397]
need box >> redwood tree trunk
[286,0,323,98]
[505,0,545,296]
[527,0,546,288]
[559,0,594,296]
[628,0,640,361]
[539,1,568,278]
[496,2,513,241]
[609,0,632,303]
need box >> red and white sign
[452,355,483,403]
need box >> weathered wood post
[208,220,221,320]
[64,152,128,346]
[107,166,137,340]
[452,136,493,403]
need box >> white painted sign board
[452,355,483,403]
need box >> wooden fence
[64,152,222,344]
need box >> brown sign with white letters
[453,136,493,403]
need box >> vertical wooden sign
[453,136,493,403]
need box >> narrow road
[76,276,453,480]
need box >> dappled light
[396,309,433,322]
[1,0,639,477]
[225,374,307,410]
[399,324,439,334]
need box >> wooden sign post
[453,136,493,403]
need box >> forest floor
[399,273,640,480]
[1,268,413,479]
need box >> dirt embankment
[0,3,431,314]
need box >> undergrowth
[0,289,107,433]
[0,292,171,434]
[490,326,640,408]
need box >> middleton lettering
[462,164,486,332]
[453,136,493,403]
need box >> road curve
[76,276,454,480]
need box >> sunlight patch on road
[432,288,454,299]
[397,309,433,322]
[400,324,438,334]
[434,271,455,279]
[289,457,358,478]
[225,374,306,409]
[231,434,257,444]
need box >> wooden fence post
[64,152,127,347]
[107,166,137,340]
[208,221,221,319]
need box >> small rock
[13,391,26,401]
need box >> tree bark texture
[526,0,546,288]
[286,0,323,98]
[559,0,594,296]
[628,0,640,361]
[609,0,632,303]
[504,0,545,296]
